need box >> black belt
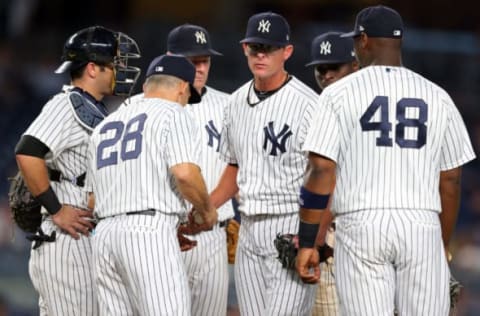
[115,211,228,226]
[98,209,157,220]
[126,209,156,216]
[49,168,86,187]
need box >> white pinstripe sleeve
[218,98,237,164]
[440,97,476,170]
[166,110,202,168]
[303,93,340,163]
[24,96,80,157]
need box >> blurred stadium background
[0,0,479,315]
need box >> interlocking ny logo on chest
[263,121,292,156]
[205,120,221,152]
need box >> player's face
[188,55,211,93]
[96,62,116,95]
[243,43,293,80]
[314,62,358,90]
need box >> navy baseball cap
[240,12,290,47]
[305,32,355,67]
[145,55,201,104]
[341,5,403,38]
[167,24,222,57]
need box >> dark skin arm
[439,167,462,257]
[296,152,336,284]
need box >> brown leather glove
[226,219,240,264]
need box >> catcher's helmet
[55,26,142,96]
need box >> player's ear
[242,43,249,56]
[352,60,360,71]
[359,33,369,49]
[283,44,294,60]
[85,62,97,78]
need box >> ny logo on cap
[195,31,207,44]
[319,41,332,55]
[393,30,401,36]
[257,19,271,33]
[155,66,164,72]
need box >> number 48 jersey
[304,66,475,214]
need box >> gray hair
[144,74,184,92]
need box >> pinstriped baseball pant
[92,212,190,316]
[181,224,229,316]
[235,213,317,316]
[335,209,450,316]
[29,219,98,316]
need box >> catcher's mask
[55,26,141,97]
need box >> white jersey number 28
[96,113,148,169]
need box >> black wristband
[298,220,319,248]
[35,186,62,215]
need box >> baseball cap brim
[239,37,287,47]
[188,84,201,104]
[340,30,360,38]
[305,59,353,67]
[54,61,72,74]
[179,48,223,57]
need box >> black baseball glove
[8,171,42,233]
[450,275,463,313]
[274,233,334,269]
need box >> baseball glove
[450,275,463,314]
[274,233,334,269]
[226,219,240,264]
[8,171,42,233]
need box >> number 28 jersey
[87,97,201,218]
[304,66,475,214]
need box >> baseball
[193,211,204,225]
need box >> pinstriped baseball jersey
[23,87,93,209]
[219,76,319,215]
[304,66,476,215]
[185,86,234,221]
[87,97,202,218]
[182,86,231,316]
[22,87,102,316]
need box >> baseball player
[296,5,476,316]
[87,54,217,315]
[166,24,235,316]
[304,31,358,316]
[14,26,141,315]
[210,12,319,315]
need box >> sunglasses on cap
[315,63,343,75]
[246,43,282,55]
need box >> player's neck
[72,81,103,102]
[370,53,403,67]
[254,71,289,92]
